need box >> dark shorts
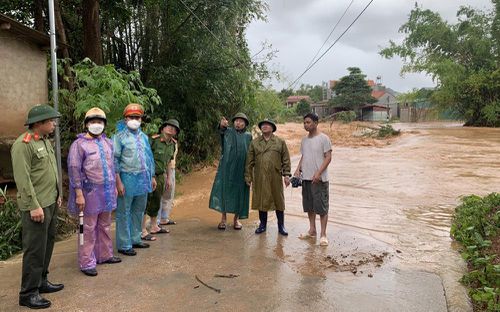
[302,180,329,216]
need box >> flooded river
[283,122,500,311]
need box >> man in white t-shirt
[293,113,332,246]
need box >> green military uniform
[146,133,175,217]
[245,134,291,211]
[12,130,59,298]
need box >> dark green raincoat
[209,126,252,218]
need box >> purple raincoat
[67,133,117,216]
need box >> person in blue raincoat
[209,113,252,230]
[113,103,156,256]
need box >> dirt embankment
[276,121,402,155]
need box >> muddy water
[284,122,500,310]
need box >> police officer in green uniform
[141,119,180,239]
[11,104,64,309]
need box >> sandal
[233,221,242,230]
[298,233,317,239]
[160,219,177,225]
[141,233,157,241]
[218,222,226,230]
[150,228,169,234]
[319,236,329,246]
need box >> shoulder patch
[22,133,32,143]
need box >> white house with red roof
[285,95,312,108]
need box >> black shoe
[39,281,64,293]
[101,256,122,264]
[278,225,289,236]
[132,242,150,249]
[81,268,98,277]
[118,248,137,256]
[19,294,51,309]
[255,225,267,234]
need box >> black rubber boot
[255,211,267,234]
[276,210,288,236]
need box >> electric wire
[288,0,375,89]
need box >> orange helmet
[123,103,144,117]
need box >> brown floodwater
[283,122,500,311]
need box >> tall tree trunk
[33,0,44,32]
[54,0,75,91]
[82,0,103,65]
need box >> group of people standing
[11,104,331,310]
[209,112,332,247]
[11,103,180,309]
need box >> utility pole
[48,0,63,197]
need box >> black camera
[290,176,302,188]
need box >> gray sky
[245,0,493,93]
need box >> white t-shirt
[300,132,332,181]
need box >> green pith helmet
[258,118,277,132]
[231,112,249,127]
[24,104,61,126]
[159,119,180,134]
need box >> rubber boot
[255,211,267,234]
[276,210,288,236]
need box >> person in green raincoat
[209,113,252,230]
[245,119,291,236]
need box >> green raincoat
[209,126,252,218]
[245,134,291,212]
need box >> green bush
[56,58,162,150]
[0,186,22,260]
[377,124,400,138]
[451,193,500,311]
[336,111,357,123]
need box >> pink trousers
[78,212,114,270]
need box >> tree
[380,2,500,126]
[330,67,376,113]
[1,0,278,169]
[82,0,103,65]
[296,84,323,102]
[295,99,311,116]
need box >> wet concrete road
[2,122,498,311]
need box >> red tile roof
[367,80,375,87]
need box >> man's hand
[284,176,290,187]
[152,177,157,191]
[117,181,125,196]
[76,193,85,211]
[220,117,229,128]
[57,196,62,208]
[312,172,321,184]
[30,207,44,223]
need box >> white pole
[48,0,63,196]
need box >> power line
[304,0,354,71]
[288,0,375,90]
[178,0,247,67]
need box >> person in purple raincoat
[67,108,122,277]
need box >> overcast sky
[245,0,493,93]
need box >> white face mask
[88,123,104,135]
[127,119,141,130]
